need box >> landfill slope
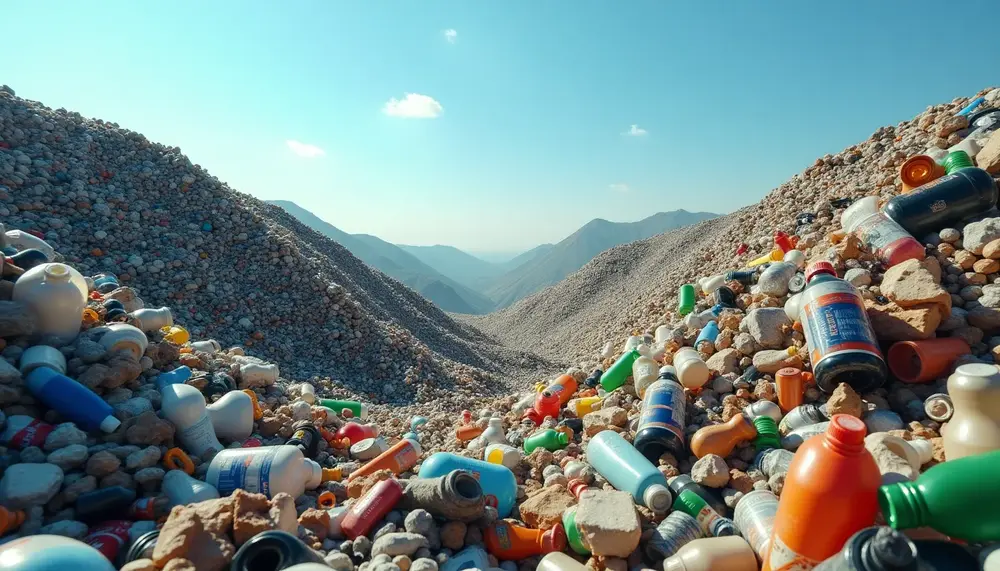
[0,86,554,407]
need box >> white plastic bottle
[206,391,254,441]
[98,323,149,361]
[673,347,711,389]
[4,229,55,260]
[207,445,333,498]
[632,354,660,398]
[130,307,173,333]
[12,263,88,342]
[298,383,316,404]
[0,535,115,571]
[160,383,223,457]
[479,417,507,445]
[238,361,279,386]
[162,470,220,506]
[189,339,221,353]
[699,275,727,295]
[484,443,522,470]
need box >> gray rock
[740,308,791,349]
[0,301,38,338]
[690,454,729,488]
[134,467,165,488]
[18,446,46,463]
[354,536,373,558]
[844,268,872,287]
[939,228,961,243]
[968,305,1000,330]
[39,520,89,539]
[410,559,438,571]
[326,552,355,571]
[46,444,89,471]
[126,446,162,470]
[863,409,905,433]
[757,262,798,297]
[0,463,64,508]
[0,359,21,385]
[44,423,88,451]
[371,533,430,558]
[404,509,435,536]
[86,450,121,477]
[979,284,1000,309]
[963,217,1000,255]
[74,340,106,364]
[113,397,153,420]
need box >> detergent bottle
[25,367,120,433]
[207,445,339,498]
[160,383,223,456]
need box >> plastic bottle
[484,443,522,470]
[699,275,727,295]
[12,263,88,342]
[673,489,737,537]
[583,368,602,388]
[775,367,807,413]
[633,367,686,461]
[161,325,190,345]
[841,196,924,268]
[351,437,389,461]
[566,396,602,417]
[799,262,886,394]
[883,167,998,238]
[207,445,337,498]
[341,478,404,539]
[348,437,422,481]
[25,368,120,433]
[899,155,945,192]
[689,414,756,459]
[781,421,830,450]
[887,339,970,385]
[753,416,781,450]
[586,430,671,512]
[205,390,254,442]
[645,511,704,561]
[155,366,192,391]
[83,520,132,563]
[631,355,660,398]
[779,403,828,435]
[418,452,517,517]
[537,552,588,571]
[523,429,569,453]
[600,349,640,392]
[694,322,720,352]
[942,150,974,174]
[98,322,149,361]
[663,536,758,571]
[336,422,380,446]
[0,507,25,537]
[0,416,54,450]
[763,415,881,570]
[673,347,710,389]
[734,490,779,561]
[0,535,117,571]
[229,530,326,571]
[441,546,491,571]
[74,487,136,523]
[316,398,369,420]
[878,448,1000,542]
[814,526,919,571]
[129,307,173,333]
[941,363,1000,459]
[189,339,221,353]
[752,448,795,478]
[561,506,589,555]
[162,470,220,506]
[745,399,782,424]
[678,284,696,315]
[160,383,223,456]
[523,390,561,425]
[484,520,566,560]
[544,374,578,405]
[667,475,728,518]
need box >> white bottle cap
[100,415,122,433]
[643,483,672,513]
[351,437,388,461]
[358,404,369,421]
[907,438,934,467]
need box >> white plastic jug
[12,263,88,342]
[4,229,55,260]
[206,390,254,441]
[98,323,149,361]
[160,383,223,457]
[130,307,173,333]
[162,469,220,506]
[206,445,326,498]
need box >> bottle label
[8,419,53,450]
[733,492,779,558]
[84,520,131,560]
[130,497,157,520]
[215,448,277,497]
[495,523,512,549]
[854,214,915,260]
[637,382,686,443]
[800,283,881,366]
[392,443,418,473]
[694,504,722,536]
[765,533,820,571]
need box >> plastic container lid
[827,414,867,446]
[643,483,672,512]
[804,261,836,282]
[99,416,122,433]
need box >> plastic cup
[887,339,971,384]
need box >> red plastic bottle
[545,374,579,406]
[341,478,404,539]
[774,231,794,254]
[335,422,379,446]
[522,390,560,425]
[763,415,881,571]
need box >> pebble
[0,463,64,508]
[690,454,730,488]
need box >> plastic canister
[733,490,779,561]
[0,534,116,570]
[883,167,998,238]
[206,390,254,442]
[586,430,671,512]
[207,445,329,498]
[18,345,66,376]
[12,263,88,342]
[673,347,710,389]
[160,383,223,456]
[130,307,173,333]
[162,470,220,506]
[418,452,517,517]
[25,368,120,433]
[841,196,924,267]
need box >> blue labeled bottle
[633,367,686,461]
[799,261,886,394]
[25,368,120,433]
[586,430,672,512]
[418,453,517,518]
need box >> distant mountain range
[268,200,717,314]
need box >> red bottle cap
[827,414,867,446]
[542,523,567,553]
[804,261,836,282]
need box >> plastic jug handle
[164,447,195,474]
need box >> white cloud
[383,93,444,118]
[609,183,629,193]
[623,124,648,136]
[444,29,457,43]
[285,140,325,158]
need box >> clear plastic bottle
[207,445,337,498]
[632,355,660,398]
[160,383,223,456]
[841,197,924,267]
[734,490,779,561]
[12,263,88,342]
[942,363,1000,460]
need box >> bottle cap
[827,414,867,446]
[306,459,323,489]
[351,437,389,461]
[804,261,836,282]
[878,481,922,530]
[100,415,122,434]
[542,522,568,554]
[643,483,672,513]
[357,404,369,421]
[406,437,422,456]
[322,467,343,483]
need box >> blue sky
[5,1,998,254]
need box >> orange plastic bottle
[0,507,25,536]
[690,414,757,459]
[456,424,484,442]
[484,520,566,560]
[762,415,881,571]
[347,437,422,481]
[545,374,579,406]
[775,368,808,413]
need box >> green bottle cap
[753,416,781,451]
[562,507,591,555]
[943,150,974,174]
[672,488,707,517]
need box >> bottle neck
[879,481,927,531]
[823,431,865,456]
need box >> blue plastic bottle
[418,453,517,517]
[25,368,120,433]
[586,430,672,512]
[155,366,192,391]
[440,546,490,571]
[695,321,720,348]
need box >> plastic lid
[775,367,802,383]
[643,483,672,512]
[100,415,122,433]
[804,261,836,282]
[357,404,369,420]
[827,414,867,446]
[43,263,71,280]
[322,467,342,483]
[542,523,568,554]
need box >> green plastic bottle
[317,399,368,420]
[562,506,590,555]
[678,284,696,316]
[524,429,570,454]
[601,349,640,392]
[878,449,1000,542]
